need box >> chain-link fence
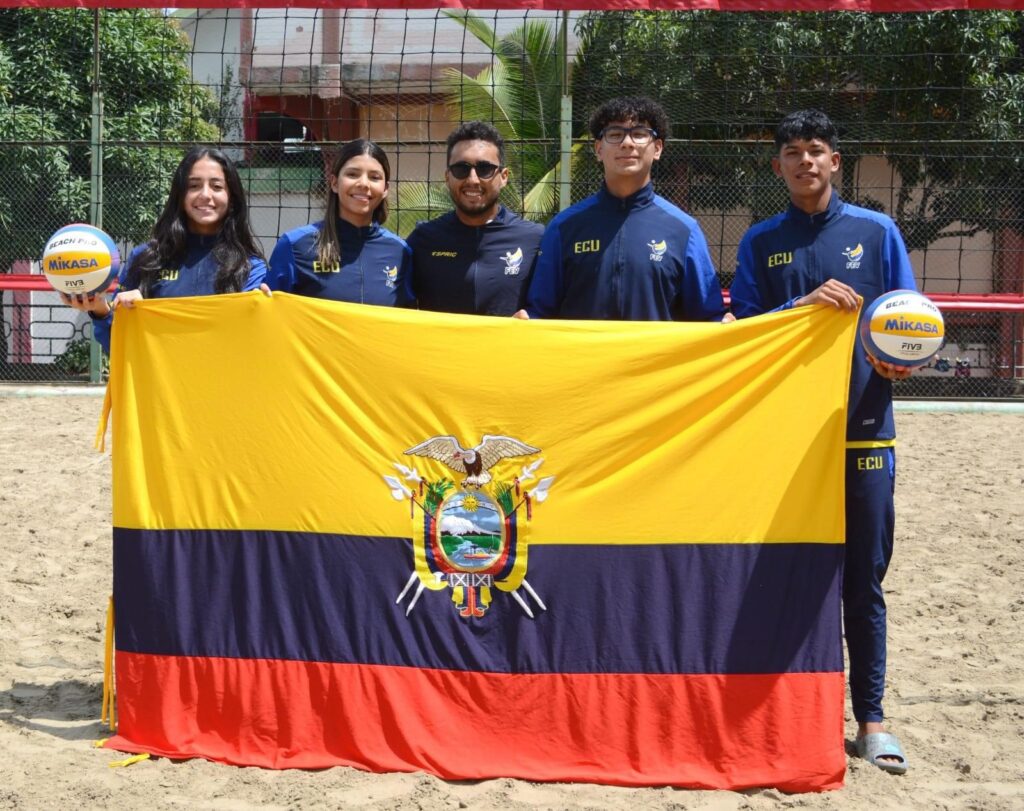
[894,305,1024,398]
[2,7,1023,396]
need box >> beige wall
[360,101,457,183]
[851,156,993,294]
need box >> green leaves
[0,104,88,257]
[425,11,576,223]
[391,179,454,239]
[494,482,515,516]
[424,478,456,516]
[0,9,219,265]
[572,10,1024,244]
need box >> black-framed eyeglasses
[599,126,658,146]
[448,161,503,180]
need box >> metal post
[89,10,104,383]
[558,11,572,212]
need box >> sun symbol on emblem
[462,494,480,512]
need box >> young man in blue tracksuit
[518,97,726,322]
[408,121,543,316]
[731,109,916,775]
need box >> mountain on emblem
[405,434,539,487]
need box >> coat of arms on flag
[385,434,555,619]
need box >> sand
[1,394,1022,810]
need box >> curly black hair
[588,97,669,142]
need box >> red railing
[2,272,1023,311]
[3,274,1021,392]
[0,274,116,293]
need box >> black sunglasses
[448,161,503,180]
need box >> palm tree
[392,11,583,237]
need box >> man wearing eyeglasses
[408,121,543,316]
[518,96,726,322]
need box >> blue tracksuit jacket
[731,193,917,441]
[90,234,267,354]
[408,206,543,316]
[267,219,412,306]
[525,183,726,321]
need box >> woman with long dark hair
[267,139,411,305]
[64,146,267,352]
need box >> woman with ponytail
[267,139,411,305]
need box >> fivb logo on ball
[41,223,119,295]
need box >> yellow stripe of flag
[109,293,855,545]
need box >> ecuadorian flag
[102,292,856,791]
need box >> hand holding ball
[860,290,944,368]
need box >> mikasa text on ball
[860,289,944,367]
[41,223,120,296]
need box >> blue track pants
[844,446,896,723]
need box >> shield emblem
[384,435,554,619]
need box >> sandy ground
[1,393,1022,811]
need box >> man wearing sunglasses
[408,121,543,316]
[518,97,726,323]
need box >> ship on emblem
[382,434,556,620]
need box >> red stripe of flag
[107,651,845,791]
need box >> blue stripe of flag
[113,528,843,675]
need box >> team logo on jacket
[502,247,524,276]
[381,264,399,288]
[843,243,864,270]
[382,434,556,620]
[648,239,667,262]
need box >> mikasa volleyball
[860,289,945,367]
[41,224,120,295]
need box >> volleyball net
[0,7,1022,394]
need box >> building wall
[176,10,245,159]
[850,156,993,294]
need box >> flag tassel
[100,595,115,731]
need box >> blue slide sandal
[856,732,909,775]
